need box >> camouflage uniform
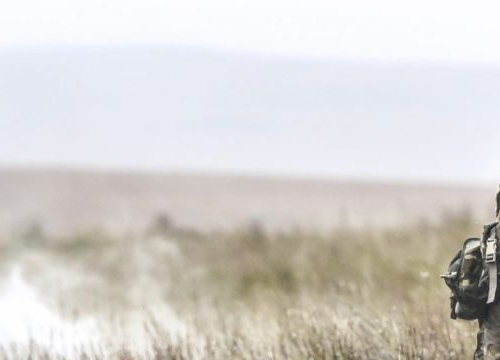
[475,303,500,359]
[475,195,500,360]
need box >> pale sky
[2,0,500,63]
[1,0,500,183]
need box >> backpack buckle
[440,271,457,279]
[486,237,497,263]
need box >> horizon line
[0,163,495,189]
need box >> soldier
[474,186,500,359]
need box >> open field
[0,169,495,359]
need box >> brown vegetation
[0,209,485,359]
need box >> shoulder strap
[484,223,499,304]
[482,222,499,243]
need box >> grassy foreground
[0,210,485,359]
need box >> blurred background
[0,1,500,358]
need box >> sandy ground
[0,168,494,235]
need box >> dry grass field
[0,169,494,359]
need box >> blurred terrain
[0,168,494,358]
[0,168,493,360]
[0,187,486,359]
[0,168,494,236]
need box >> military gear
[442,223,500,320]
[443,222,500,359]
[486,226,499,304]
[446,184,500,359]
[442,237,488,320]
[477,223,500,360]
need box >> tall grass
[0,209,485,359]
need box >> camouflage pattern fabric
[474,222,500,360]
[474,187,500,359]
[475,290,500,359]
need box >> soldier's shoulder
[483,222,498,231]
[482,222,500,240]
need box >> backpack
[442,222,499,320]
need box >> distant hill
[0,168,494,235]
